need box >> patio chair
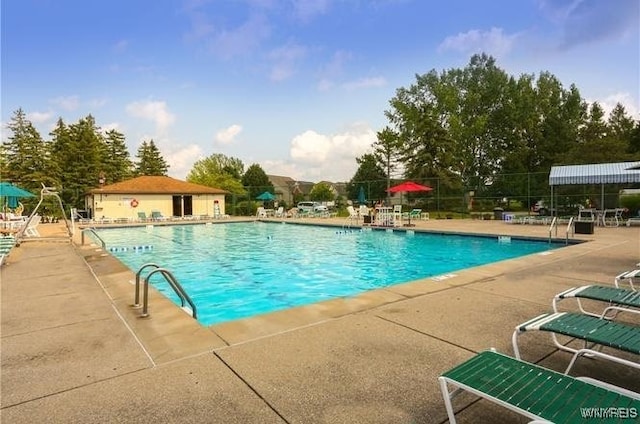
[0,235,18,266]
[346,206,359,222]
[150,211,168,221]
[256,207,267,218]
[137,211,148,222]
[393,204,403,225]
[409,209,422,220]
[512,312,640,375]
[552,285,640,318]
[274,206,284,218]
[23,215,42,237]
[439,350,640,424]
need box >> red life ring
[130,199,139,208]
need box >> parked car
[534,200,581,216]
[297,201,328,213]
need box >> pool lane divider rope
[109,245,153,252]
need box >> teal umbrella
[357,186,366,204]
[0,182,35,208]
[256,191,276,201]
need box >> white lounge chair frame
[616,269,640,290]
[552,285,640,318]
[512,312,640,375]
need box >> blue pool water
[94,222,559,325]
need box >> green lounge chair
[151,210,168,221]
[512,312,640,374]
[439,350,640,424]
[553,285,640,318]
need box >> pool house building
[84,176,228,221]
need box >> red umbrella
[387,181,433,226]
[387,181,433,194]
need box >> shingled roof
[88,176,228,195]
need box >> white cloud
[50,95,80,111]
[215,124,243,144]
[125,100,176,133]
[166,144,204,179]
[282,122,377,181]
[589,92,640,119]
[268,42,307,81]
[342,76,386,91]
[293,0,331,22]
[316,50,352,90]
[211,14,272,59]
[101,122,121,133]
[26,110,54,124]
[88,98,108,109]
[291,130,332,162]
[538,0,639,49]
[316,78,334,92]
[438,27,519,58]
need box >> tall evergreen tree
[102,129,133,183]
[3,108,50,189]
[54,115,105,207]
[629,122,640,155]
[607,103,636,149]
[134,140,169,176]
[48,118,71,188]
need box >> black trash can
[493,207,504,220]
[574,220,594,234]
[363,215,372,224]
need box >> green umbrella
[256,191,276,201]
[0,182,35,209]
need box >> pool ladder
[548,216,574,245]
[81,227,106,249]
[133,263,197,319]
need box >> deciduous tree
[187,153,246,195]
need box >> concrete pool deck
[2,217,639,423]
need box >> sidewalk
[1,219,639,423]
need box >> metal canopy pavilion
[549,161,640,186]
[548,161,640,213]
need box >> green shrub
[620,194,640,215]
[233,201,255,216]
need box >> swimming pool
[94,222,560,326]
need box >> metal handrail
[81,228,106,249]
[133,263,161,307]
[548,216,558,243]
[137,266,197,319]
[565,216,574,244]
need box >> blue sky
[2,0,638,182]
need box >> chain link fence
[237,171,640,219]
